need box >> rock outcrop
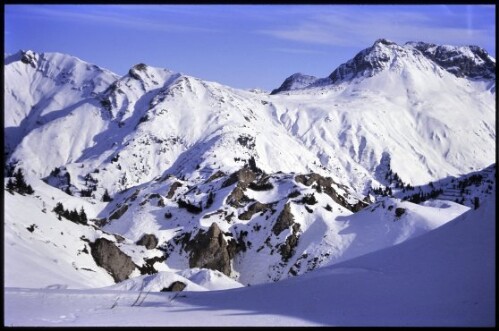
[89,237,136,282]
[186,223,231,276]
[136,233,159,250]
[272,203,295,236]
[161,281,186,292]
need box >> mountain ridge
[4,39,496,291]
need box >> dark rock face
[166,182,183,199]
[279,223,301,262]
[161,281,186,292]
[295,173,368,212]
[408,42,495,79]
[206,170,226,183]
[270,73,318,95]
[223,168,258,208]
[20,51,37,68]
[328,39,393,84]
[136,234,159,250]
[109,204,129,220]
[222,168,257,188]
[272,203,295,236]
[186,223,231,276]
[238,201,271,220]
[89,238,136,282]
[138,255,167,275]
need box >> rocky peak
[270,73,318,95]
[406,41,495,79]
[20,50,38,68]
[328,39,403,84]
[128,63,148,80]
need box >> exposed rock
[138,255,167,275]
[136,233,158,250]
[272,203,295,236]
[408,42,495,79]
[395,207,406,218]
[89,238,136,282]
[109,204,129,220]
[226,186,253,208]
[295,173,368,212]
[186,223,231,276]
[279,223,301,262]
[161,281,186,292]
[270,73,318,95]
[167,181,183,199]
[206,170,226,183]
[113,233,125,243]
[238,201,271,220]
[328,39,395,83]
[221,168,256,188]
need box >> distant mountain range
[4,39,496,290]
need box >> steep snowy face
[270,73,318,95]
[406,41,496,80]
[4,50,119,157]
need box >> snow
[5,192,494,326]
[4,41,496,326]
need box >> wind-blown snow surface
[5,192,495,326]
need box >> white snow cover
[5,44,495,194]
[4,41,496,326]
[5,191,495,326]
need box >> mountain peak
[271,39,496,94]
[373,38,398,46]
[270,72,318,95]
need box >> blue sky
[5,4,495,91]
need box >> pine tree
[79,207,88,224]
[102,189,112,202]
[69,209,79,223]
[25,184,34,195]
[53,202,65,215]
[14,168,27,193]
[6,178,16,192]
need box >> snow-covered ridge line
[272,39,495,94]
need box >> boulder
[187,223,231,276]
[161,281,186,292]
[136,233,159,250]
[89,238,136,282]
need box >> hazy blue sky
[5,4,495,90]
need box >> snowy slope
[5,190,494,326]
[4,50,118,157]
[5,40,495,196]
[3,39,495,299]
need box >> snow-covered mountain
[4,39,496,325]
[5,188,495,326]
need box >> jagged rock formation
[186,223,232,276]
[272,203,295,236]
